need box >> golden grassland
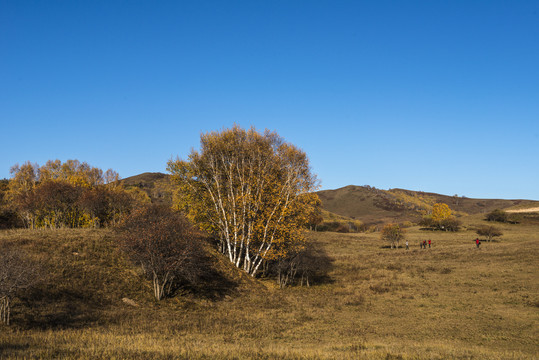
[0,215,538,359]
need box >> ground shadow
[0,343,31,358]
[14,287,103,330]
[379,245,410,249]
[174,254,239,301]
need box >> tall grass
[0,215,537,359]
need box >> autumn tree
[6,162,39,228]
[421,202,460,231]
[116,205,206,301]
[0,179,8,202]
[7,162,38,196]
[0,179,20,229]
[0,248,43,325]
[432,203,452,222]
[307,212,324,231]
[33,181,85,228]
[306,196,323,231]
[476,225,503,242]
[167,126,319,277]
[39,159,119,188]
[77,187,134,227]
[380,223,406,249]
[6,160,133,229]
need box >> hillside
[317,185,539,225]
[317,185,421,224]
[120,173,539,225]
[1,216,538,358]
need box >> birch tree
[167,125,319,276]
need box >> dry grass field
[0,214,538,359]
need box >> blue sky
[1,1,538,200]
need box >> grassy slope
[1,217,538,359]
[317,185,417,224]
[317,185,539,224]
[119,173,539,225]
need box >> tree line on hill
[0,160,147,229]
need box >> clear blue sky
[1,1,538,200]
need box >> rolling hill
[121,173,539,224]
[316,185,539,225]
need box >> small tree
[476,225,503,242]
[0,249,42,325]
[421,202,460,231]
[117,205,205,301]
[432,203,452,222]
[380,223,406,249]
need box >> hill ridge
[121,173,539,223]
[317,185,539,224]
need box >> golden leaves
[431,203,452,222]
[167,125,319,274]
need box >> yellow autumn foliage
[168,125,319,276]
[432,203,452,222]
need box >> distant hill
[121,172,169,187]
[121,172,173,206]
[316,185,420,224]
[121,173,539,224]
[317,185,539,225]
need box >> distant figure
[475,238,481,248]
[419,241,423,249]
[405,240,409,250]
[423,240,427,249]
[428,239,431,248]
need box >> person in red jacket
[475,238,480,248]
[428,239,431,248]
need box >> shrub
[116,205,207,300]
[400,221,415,228]
[440,217,461,232]
[420,216,460,232]
[419,216,435,228]
[486,209,508,223]
[476,225,503,242]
